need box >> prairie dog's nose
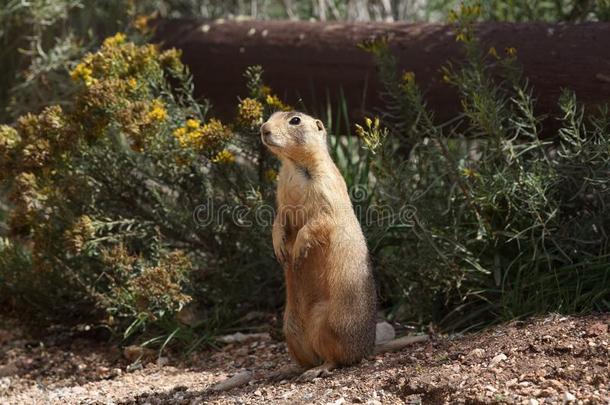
[261,122,272,137]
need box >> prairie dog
[261,111,377,380]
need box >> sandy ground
[0,314,608,404]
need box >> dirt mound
[1,314,608,404]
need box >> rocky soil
[0,314,608,404]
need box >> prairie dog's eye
[289,116,301,125]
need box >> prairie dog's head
[260,111,327,160]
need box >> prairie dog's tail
[373,334,429,355]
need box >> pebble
[546,379,564,390]
[0,364,18,377]
[0,376,11,390]
[468,348,486,358]
[563,391,576,402]
[375,322,395,344]
[489,353,508,368]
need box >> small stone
[546,379,564,390]
[0,364,18,378]
[540,388,555,397]
[468,348,485,358]
[563,392,576,402]
[489,353,508,368]
[586,322,608,336]
[0,377,11,390]
[375,321,395,344]
[527,399,539,405]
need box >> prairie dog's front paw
[292,230,311,270]
[272,227,288,266]
[273,236,288,266]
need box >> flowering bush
[0,35,286,344]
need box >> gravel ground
[0,314,608,404]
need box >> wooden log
[155,19,610,129]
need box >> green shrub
[358,4,610,330]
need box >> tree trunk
[155,19,610,131]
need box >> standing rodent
[261,111,377,380]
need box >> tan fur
[261,111,377,378]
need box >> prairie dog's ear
[315,119,325,132]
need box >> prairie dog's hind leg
[284,313,320,369]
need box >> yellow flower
[148,99,167,122]
[357,35,390,56]
[212,149,235,164]
[103,32,127,48]
[461,167,478,178]
[159,49,183,71]
[448,10,458,23]
[199,119,232,146]
[173,126,197,148]
[460,4,481,17]
[0,125,20,153]
[355,116,385,154]
[22,139,51,168]
[505,47,517,57]
[134,15,150,34]
[488,47,499,59]
[265,94,291,111]
[127,77,138,90]
[260,85,272,96]
[264,169,278,182]
[238,97,264,127]
[173,118,231,151]
[64,215,96,254]
[401,71,416,92]
[173,127,187,138]
[70,63,95,86]
[402,71,415,84]
[186,119,201,130]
